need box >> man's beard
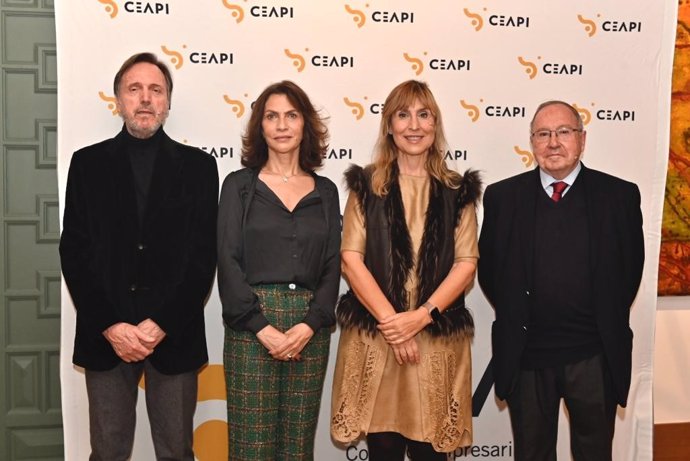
[122,108,168,139]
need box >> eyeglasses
[531,127,582,144]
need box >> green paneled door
[1,1,63,459]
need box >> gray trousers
[507,353,617,461]
[85,360,198,461]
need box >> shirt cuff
[302,309,323,333]
[242,311,270,334]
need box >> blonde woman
[331,80,480,460]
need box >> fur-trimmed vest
[337,164,482,337]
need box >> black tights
[366,432,446,461]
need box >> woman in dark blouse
[217,80,341,460]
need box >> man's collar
[539,162,582,189]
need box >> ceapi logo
[372,9,414,23]
[404,52,470,76]
[222,0,244,23]
[577,14,642,37]
[343,97,366,120]
[222,2,295,24]
[463,7,530,31]
[460,99,526,122]
[98,0,118,18]
[572,103,592,125]
[97,1,170,17]
[284,48,355,73]
[577,15,597,37]
[342,96,388,120]
[403,53,424,76]
[344,4,366,28]
[161,45,235,69]
[124,1,169,14]
[98,91,119,115]
[223,93,248,119]
[200,146,235,158]
[161,45,184,69]
[596,108,636,121]
[514,146,535,168]
[518,56,583,79]
[285,49,306,72]
[324,147,354,160]
[445,149,468,161]
[460,100,480,122]
[463,8,483,31]
[250,5,294,18]
[580,102,635,122]
[517,56,538,79]
[343,3,414,28]
[190,51,234,65]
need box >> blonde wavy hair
[370,80,461,196]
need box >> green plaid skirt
[224,284,331,461]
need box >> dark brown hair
[113,52,173,103]
[241,80,328,171]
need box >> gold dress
[331,174,478,452]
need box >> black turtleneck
[124,126,162,223]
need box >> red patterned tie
[551,181,567,202]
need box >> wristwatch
[421,301,442,324]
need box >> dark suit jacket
[60,128,219,374]
[478,164,644,406]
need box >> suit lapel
[142,131,181,236]
[516,168,540,289]
[110,131,140,237]
[580,165,603,273]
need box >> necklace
[263,168,300,183]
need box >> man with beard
[60,52,218,460]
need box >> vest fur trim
[338,164,482,337]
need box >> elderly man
[60,52,218,460]
[478,100,644,460]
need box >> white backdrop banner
[56,1,676,460]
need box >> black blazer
[478,164,644,406]
[60,128,219,374]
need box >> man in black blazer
[60,52,218,460]
[478,101,644,460]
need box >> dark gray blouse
[217,168,341,334]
